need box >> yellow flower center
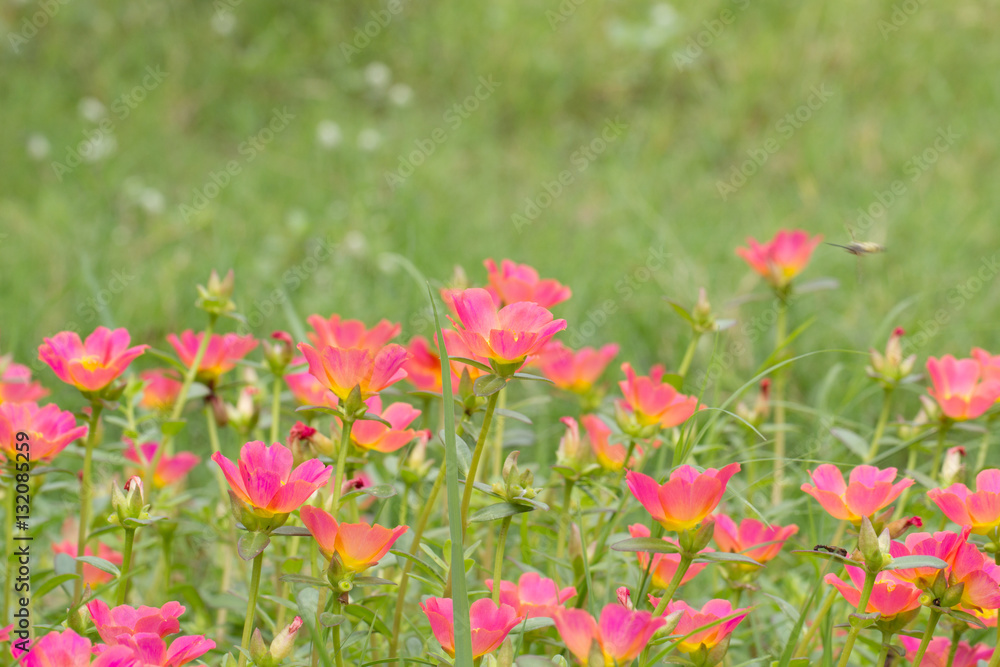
[79,355,102,371]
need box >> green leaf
[830,427,869,459]
[75,556,120,577]
[511,372,553,384]
[610,537,680,554]
[665,300,694,324]
[390,550,446,585]
[342,484,397,501]
[495,408,532,424]
[697,551,762,567]
[944,608,987,628]
[320,612,345,627]
[280,574,330,587]
[883,555,949,571]
[469,502,533,522]
[295,405,343,417]
[144,347,188,373]
[515,657,563,667]
[353,576,397,586]
[449,356,493,373]
[358,413,393,428]
[270,526,313,537]
[791,549,854,566]
[33,573,80,599]
[848,611,880,630]
[345,603,393,636]
[508,617,555,633]
[474,374,508,397]
[237,532,270,561]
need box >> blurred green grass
[2,0,999,406]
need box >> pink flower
[0,357,48,404]
[626,464,740,532]
[12,628,137,667]
[627,524,708,589]
[712,515,798,566]
[342,395,422,453]
[659,599,748,652]
[420,597,523,659]
[582,414,641,471]
[926,355,1000,421]
[735,229,823,289]
[211,441,332,518]
[298,342,408,401]
[138,370,182,412]
[300,505,407,572]
[51,540,123,588]
[975,347,1000,386]
[403,332,489,393]
[87,600,185,643]
[101,634,216,666]
[949,540,1000,613]
[0,402,88,463]
[284,356,340,409]
[899,635,994,667]
[483,258,572,307]
[825,566,921,617]
[928,469,1000,535]
[123,440,199,488]
[39,327,148,392]
[800,464,914,523]
[166,331,258,383]
[448,288,567,366]
[617,363,699,430]
[534,341,619,394]
[306,314,400,352]
[485,572,577,618]
[554,604,666,666]
[888,529,969,590]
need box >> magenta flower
[0,401,88,463]
[899,635,994,667]
[888,529,968,590]
[535,341,619,394]
[166,330,258,383]
[12,629,137,667]
[825,566,921,617]
[99,634,216,666]
[628,524,708,589]
[87,600,185,643]
[658,599,749,653]
[800,464,913,523]
[211,441,332,519]
[306,314,401,352]
[298,342,408,401]
[448,287,566,366]
[284,356,340,409]
[343,395,422,453]
[626,464,740,532]
[483,258,572,307]
[735,229,823,289]
[300,505,407,572]
[137,369,182,412]
[485,572,577,618]
[0,357,48,404]
[123,439,199,488]
[712,515,799,567]
[617,363,699,430]
[926,355,1000,421]
[554,604,666,666]
[420,597,523,659]
[39,327,148,393]
[928,469,1000,535]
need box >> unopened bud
[617,586,633,609]
[858,516,884,571]
[270,616,304,662]
[196,269,237,316]
[110,476,147,526]
[497,637,514,667]
[940,581,965,608]
[942,446,967,487]
[887,515,923,539]
[264,331,295,375]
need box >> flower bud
[226,385,261,436]
[679,517,716,554]
[196,269,237,316]
[886,515,923,539]
[270,616,304,662]
[866,327,916,389]
[616,586,634,610]
[249,628,269,665]
[288,421,335,463]
[858,515,885,571]
[496,638,514,667]
[941,446,966,488]
[264,331,295,375]
[940,581,965,608]
[110,475,147,526]
[401,433,434,485]
[556,417,586,470]
[691,287,719,334]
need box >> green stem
[911,609,943,666]
[331,597,346,667]
[931,421,952,484]
[146,317,216,489]
[389,462,446,658]
[270,376,283,444]
[865,388,894,462]
[237,552,265,667]
[987,622,1000,667]
[771,297,788,506]
[491,516,513,604]
[795,589,836,657]
[677,335,700,379]
[652,553,694,616]
[556,480,575,560]
[835,567,878,667]
[974,417,994,478]
[206,405,230,506]
[460,391,501,531]
[116,528,136,605]
[490,389,508,484]
[892,447,919,522]
[331,417,354,515]
[875,631,892,665]
[72,402,104,609]
[945,625,963,667]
